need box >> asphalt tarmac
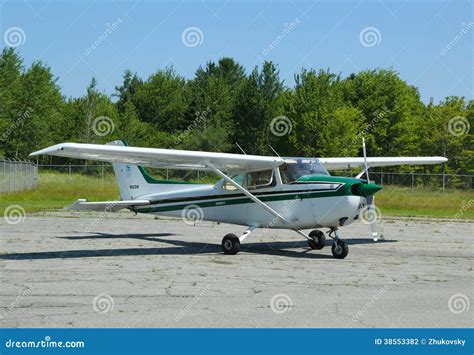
[0,212,472,327]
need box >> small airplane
[31,139,447,259]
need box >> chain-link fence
[1,161,472,192]
[38,164,473,190]
[0,159,38,193]
[369,172,473,190]
[38,164,216,183]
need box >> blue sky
[1,0,472,103]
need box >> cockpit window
[280,159,329,184]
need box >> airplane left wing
[30,142,284,173]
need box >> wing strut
[207,164,310,240]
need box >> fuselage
[133,174,379,230]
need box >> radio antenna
[268,144,281,158]
[235,142,247,155]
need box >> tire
[308,230,325,250]
[331,240,349,259]
[222,234,240,255]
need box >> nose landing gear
[328,228,348,259]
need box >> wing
[319,157,448,170]
[30,141,284,173]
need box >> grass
[377,186,474,219]
[1,172,473,219]
[0,172,119,215]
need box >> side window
[222,174,244,191]
[245,170,275,189]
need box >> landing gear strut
[328,228,349,259]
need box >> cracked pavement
[0,212,472,327]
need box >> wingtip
[29,143,67,157]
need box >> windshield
[280,159,329,183]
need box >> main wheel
[331,240,348,259]
[308,230,326,250]
[222,234,240,255]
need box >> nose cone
[360,183,383,197]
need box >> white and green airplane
[31,140,447,259]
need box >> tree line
[0,47,472,175]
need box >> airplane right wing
[318,157,447,170]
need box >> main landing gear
[221,234,240,255]
[221,226,255,255]
[221,226,348,259]
[307,230,326,250]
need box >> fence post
[69,162,72,177]
[442,172,445,194]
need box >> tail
[107,140,198,200]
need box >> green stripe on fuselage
[135,183,355,213]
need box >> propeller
[361,138,383,241]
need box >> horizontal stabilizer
[66,199,150,212]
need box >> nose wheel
[331,239,348,259]
[328,228,349,259]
